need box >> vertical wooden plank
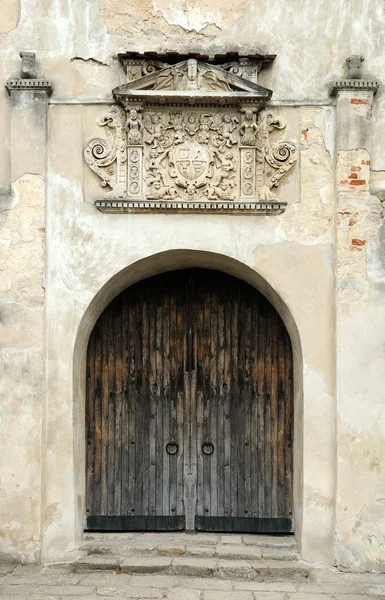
[86,329,95,516]
[155,284,163,516]
[163,284,171,517]
[149,285,156,516]
[100,310,109,514]
[107,300,116,515]
[217,286,225,517]
[114,296,123,516]
[223,289,232,518]
[284,330,294,519]
[175,279,185,517]
[277,319,286,518]
[195,273,204,519]
[250,295,259,519]
[264,300,272,518]
[202,281,211,518]
[141,288,150,516]
[127,289,137,517]
[209,278,218,518]
[256,297,265,518]
[93,325,103,516]
[243,287,252,519]
[169,282,179,516]
[237,285,247,519]
[271,309,279,518]
[121,291,129,516]
[230,290,239,517]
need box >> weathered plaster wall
[334,89,385,571]
[0,0,384,571]
[0,174,44,563]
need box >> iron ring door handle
[166,442,179,455]
[202,442,214,455]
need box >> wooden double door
[86,269,293,533]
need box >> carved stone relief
[84,55,297,214]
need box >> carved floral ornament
[85,54,298,214]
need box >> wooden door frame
[71,251,304,554]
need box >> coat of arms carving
[85,53,298,214]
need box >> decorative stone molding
[331,55,379,96]
[85,53,297,215]
[95,199,287,215]
[5,52,52,94]
[331,80,379,96]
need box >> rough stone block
[260,548,298,561]
[96,586,165,598]
[219,535,244,545]
[216,545,262,560]
[203,592,254,600]
[215,560,255,580]
[157,544,186,557]
[73,557,118,571]
[253,562,310,582]
[166,588,202,600]
[242,536,296,549]
[185,545,216,558]
[119,557,172,574]
[172,558,216,577]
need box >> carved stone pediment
[85,54,297,215]
[113,58,272,107]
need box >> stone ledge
[330,79,379,96]
[95,199,287,215]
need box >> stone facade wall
[0,0,384,572]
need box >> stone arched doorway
[85,268,294,534]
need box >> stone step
[73,555,310,582]
[80,540,298,561]
[83,532,297,549]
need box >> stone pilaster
[332,58,385,569]
[6,54,52,181]
[1,54,52,562]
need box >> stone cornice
[330,79,379,96]
[5,78,53,94]
[95,199,287,215]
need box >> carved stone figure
[152,60,232,92]
[221,114,238,147]
[125,109,143,145]
[143,113,173,150]
[240,109,259,146]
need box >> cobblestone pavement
[0,564,385,600]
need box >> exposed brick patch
[350,180,366,186]
[301,129,308,141]
[361,159,370,165]
[351,166,361,172]
[348,219,357,227]
[351,238,366,247]
[350,98,370,105]
[349,173,358,179]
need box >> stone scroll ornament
[84,56,298,214]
